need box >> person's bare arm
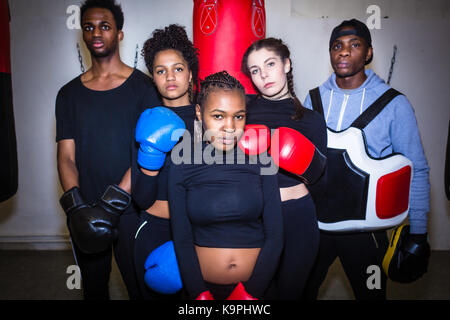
[118,168,132,193]
[57,139,78,192]
[140,168,159,176]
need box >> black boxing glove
[60,185,131,254]
[399,232,431,281]
[383,224,430,283]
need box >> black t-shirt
[55,69,160,204]
[168,142,283,299]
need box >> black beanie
[329,19,373,65]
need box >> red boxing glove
[270,127,326,184]
[238,124,271,156]
[226,282,257,300]
[196,291,214,300]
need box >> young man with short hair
[56,0,160,299]
[303,19,430,300]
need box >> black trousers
[304,230,389,300]
[71,241,112,300]
[70,209,142,300]
[275,194,320,300]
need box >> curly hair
[197,71,245,108]
[142,24,199,103]
[241,38,305,120]
[80,0,124,30]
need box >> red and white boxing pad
[270,127,326,184]
[193,0,266,94]
[319,127,413,232]
[238,124,270,155]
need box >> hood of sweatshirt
[324,69,386,92]
[318,69,391,132]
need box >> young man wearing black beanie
[303,19,431,300]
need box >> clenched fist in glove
[60,185,131,254]
[135,107,186,170]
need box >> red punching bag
[193,0,266,94]
[0,0,18,202]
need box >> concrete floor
[318,250,450,300]
[0,249,449,300]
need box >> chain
[134,44,139,69]
[76,43,85,73]
[387,44,397,85]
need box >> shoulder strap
[309,87,324,116]
[351,88,402,129]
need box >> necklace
[263,90,292,101]
[276,91,292,99]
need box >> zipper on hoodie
[336,94,349,131]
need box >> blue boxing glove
[135,107,186,170]
[144,241,183,294]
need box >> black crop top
[168,142,283,299]
[131,104,196,210]
[246,97,328,188]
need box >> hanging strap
[309,87,402,129]
[309,87,324,116]
[351,88,401,129]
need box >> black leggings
[275,193,320,300]
[205,282,237,300]
[304,230,389,300]
[133,212,182,300]
[113,209,142,299]
[204,280,277,300]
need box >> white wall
[0,0,449,250]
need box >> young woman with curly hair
[130,24,199,300]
